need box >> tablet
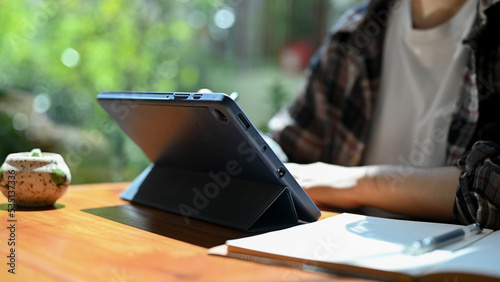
[97,91,321,228]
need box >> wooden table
[0,182,368,281]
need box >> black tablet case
[98,92,320,232]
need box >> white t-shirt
[363,0,477,167]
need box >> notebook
[97,91,321,232]
[210,213,500,281]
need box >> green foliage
[1,0,221,100]
[0,0,357,184]
[0,0,224,183]
[268,80,289,115]
[0,111,31,158]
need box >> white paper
[226,213,493,277]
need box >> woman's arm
[286,162,460,222]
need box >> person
[269,0,500,229]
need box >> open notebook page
[226,213,492,277]
[422,231,500,278]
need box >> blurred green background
[0,0,361,184]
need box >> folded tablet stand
[120,164,299,232]
[97,91,320,232]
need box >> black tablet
[97,91,320,231]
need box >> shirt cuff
[453,141,500,229]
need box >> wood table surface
[0,182,372,281]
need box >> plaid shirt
[270,0,500,229]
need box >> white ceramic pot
[0,149,71,207]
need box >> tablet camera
[211,109,228,123]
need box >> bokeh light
[30,111,48,128]
[158,60,179,79]
[33,93,51,113]
[61,48,80,68]
[12,113,29,131]
[214,8,235,29]
[188,11,207,29]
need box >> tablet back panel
[97,92,320,223]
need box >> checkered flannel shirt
[270,0,500,229]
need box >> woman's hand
[286,162,459,222]
[285,162,372,209]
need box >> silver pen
[404,223,482,256]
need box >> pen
[229,92,239,100]
[404,223,482,256]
